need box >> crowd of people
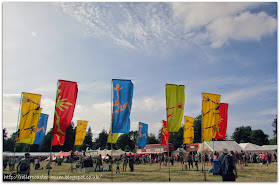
[3,149,277,181]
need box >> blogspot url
[3,174,102,181]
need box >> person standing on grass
[116,159,120,173]
[194,152,199,171]
[129,153,134,172]
[218,149,238,181]
[96,154,102,172]
[122,153,128,171]
[17,153,31,181]
[273,152,277,162]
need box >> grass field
[4,161,277,182]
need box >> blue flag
[33,113,49,145]
[136,122,148,147]
[112,79,133,133]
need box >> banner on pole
[52,80,78,146]
[112,79,133,133]
[17,92,42,144]
[107,126,119,144]
[136,122,148,147]
[75,120,88,146]
[184,116,194,144]
[166,84,185,132]
[161,120,170,145]
[202,92,220,141]
[215,103,228,140]
[33,113,49,145]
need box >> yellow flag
[107,126,119,144]
[184,116,194,144]
[166,84,185,132]
[202,92,221,141]
[17,92,42,144]
[74,120,88,146]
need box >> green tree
[271,116,277,144]
[193,115,202,143]
[94,129,108,150]
[231,126,252,143]
[39,128,53,152]
[116,131,137,152]
[250,129,269,146]
[147,133,159,144]
[81,127,94,150]
[169,126,184,150]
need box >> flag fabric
[52,80,78,146]
[166,84,185,132]
[202,92,221,141]
[74,120,88,146]
[17,92,42,144]
[215,103,228,140]
[112,79,133,133]
[161,120,170,145]
[136,122,148,147]
[107,126,119,144]
[33,113,49,145]
[184,116,194,144]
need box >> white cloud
[258,109,277,116]
[59,2,276,49]
[31,32,37,37]
[223,85,276,104]
[207,11,277,48]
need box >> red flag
[161,120,170,145]
[52,80,78,146]
[215,103,228,140]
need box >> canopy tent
[198,141,243,153]
[261,145,277,153]
[238,143,266,154]
[54,151,80,158]
[93,149,126,157]
[3,152,59,157]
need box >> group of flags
[15,79,229,151]
[16,80,88,149]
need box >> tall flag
[112,79,133,133]
[74,120,88,146]
[215,103,228,140]
[136,122,148,147]
[52,80,78,146]
[16,92,42,144]
[33,113,49,145]
[166,84,185,132]
[184,116,194,144]
[202,92,220,141]
[161,120,170,145]
[107,126,119,144]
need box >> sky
[3,2,278,142]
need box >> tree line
[3,115,277,152]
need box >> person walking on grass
[129,153,134,172]
[17,153,31,181]
[187,152,193,170]
[218,149,238,181]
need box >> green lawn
[4,161,277,182]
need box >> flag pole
[48,80,59,181]
[11,93,23,175]
[201,93,204,173]
[165,85,171,181]
[111,80,113,182]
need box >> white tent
[262,145,277,153]
[92,149,125,157]
[239,143,266,154]
[198,141,243,153]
